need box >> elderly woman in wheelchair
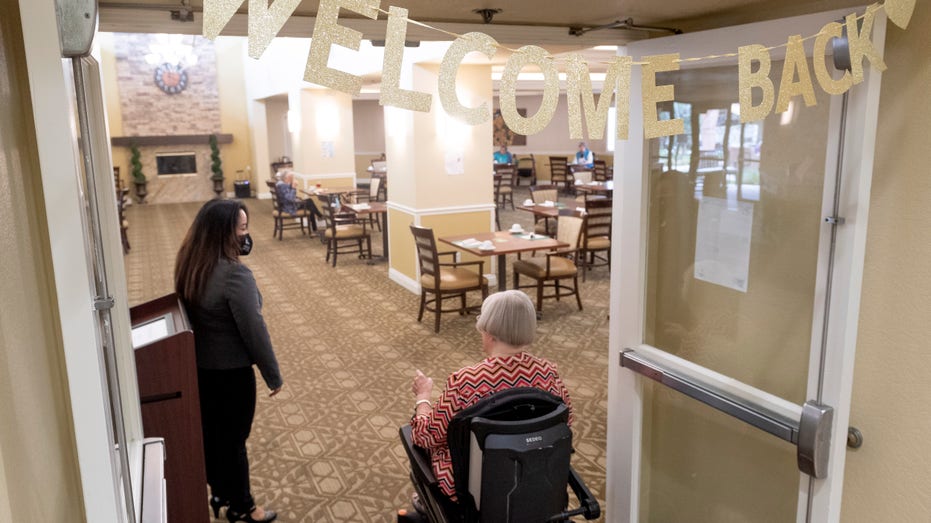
[400,290,600,523]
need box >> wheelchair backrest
[447,388,572,523]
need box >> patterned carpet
[123,186,609,522]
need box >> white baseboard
[389,267,420,295]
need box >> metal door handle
[621,349,834,479]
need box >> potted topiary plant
[209,134,224,198]
[130,144,147,204]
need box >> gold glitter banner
[202,0,910,140]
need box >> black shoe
[226,507,277,523]
[210,496,230,518]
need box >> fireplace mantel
[110,134,233,147]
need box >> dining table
[345,201,388,263]
[573,180,614,195]
[301,186,363,198]
[438,230,568,291]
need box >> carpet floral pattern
[124,187,610,522]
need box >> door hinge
[93,297,115,311]
[824,216,846,225]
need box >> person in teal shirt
[494,144,513,165]
[574,142,594,169]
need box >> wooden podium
[131,293,209,523]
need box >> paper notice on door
[694,197,753,292]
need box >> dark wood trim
[111,134,233,147]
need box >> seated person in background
[574,142,594,169]
[409,290,573,501]
[493,144,513,165]
[275,170,322,232]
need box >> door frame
[607,8,886,522]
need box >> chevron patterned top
[411,352,574,500]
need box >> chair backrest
[410,225,440,287]
[549,157,568,182]
[529,184,558,204]
[316,192,338,229]
[369,176,381,200]
[516,154,536,171]
[556,215,584,254]
[446,387,572,523]
[583,198,612,240]
[266,180,282,212]
[593,160,608,181]
[573,170,592,184]
[496,166,516,187]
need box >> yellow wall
[420,211,491,269]
[215,37,255,191]
[0,1,85,519]
[389,207,417,279]
[297,89,356,175]
[841,5,931,520]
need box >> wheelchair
[399,387,601,523]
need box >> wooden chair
[265,180,312,240]
[513,214,584,314]
[529,184,559,235]
[410,225,488,333]
[572,170,593,203]
[580,198,612,281]
[549,157,570,194]
[353,177,382,230]
[593,160,608,182]
[494,165,516,210]
[516,154,537,186]
[318,193,371,267]
[372,172,388,201]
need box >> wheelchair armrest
[399,425,437,487]
[567,465,601,520]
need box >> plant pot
[212,178,225,198]
[133,181,148,204]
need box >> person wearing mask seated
[409,290,573,503]
[574,141,594,169]
[275,170,322,232]
[493,144,513,165]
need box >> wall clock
[153,63,188,95]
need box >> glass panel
[642,62,832,521]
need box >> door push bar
[620,349,833,479]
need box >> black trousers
[299,199,321,231]
[198,366,257,513]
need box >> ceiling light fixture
[569,18,681,37]
[144,34,199,69]
[472,8,502,24]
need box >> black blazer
[185,258,283,390]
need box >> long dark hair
[175,199,248,304]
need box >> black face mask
[239,233,253,256]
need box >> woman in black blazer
[175,199,282,523]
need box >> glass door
[607,8,886,522]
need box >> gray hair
[476,290,537,347]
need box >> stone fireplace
[111,33,227,204]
